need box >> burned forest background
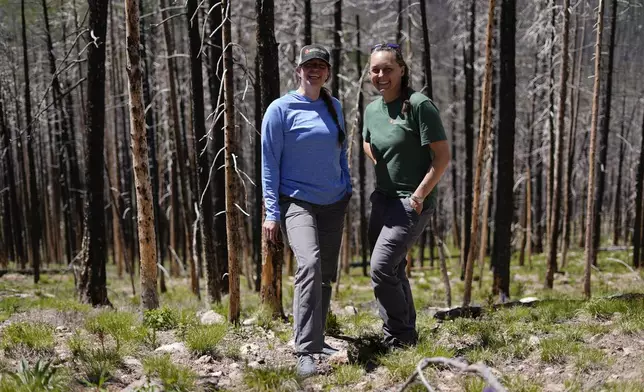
[0,0,643,310]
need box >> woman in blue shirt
[261,44,352,377]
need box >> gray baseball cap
[298,44,331,66]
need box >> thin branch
[399,357,507,392]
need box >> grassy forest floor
[0,247,643,391]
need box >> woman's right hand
[263,220,280,243]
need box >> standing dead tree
[257,0,284,318]
[78,0,111,307]
[584,0,605,298]
[463,0,496,307]
[125,0,159,310]
[222,0,242,324]
[545,0,571,289]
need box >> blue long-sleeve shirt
[261,91,352,222]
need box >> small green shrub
[85,310,144,352]
[1,322,55,353]
[143,307,179,331]
[143,354,196,392]
[254,305,277,331]
[243,366,300,392]
[184,324,227,355]
[68,331,121,385]
[325,311,341,336]
[0,358,67,392]
[76,346,121,386]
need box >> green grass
[85,310,144,352]
[1,322,55,353]
[183,323,228,356]
[501,374,544,392]
[340,311,381,336]
[598,381,644,392]
[68,331,122,385]
[378,340,453,382]
[460,376,486,392]
[243,365,300,392]
[331,364,364,386]
[574,346,611,372]
[143,354,197,392]
[539,337,579,364]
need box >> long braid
[320,87,345,143]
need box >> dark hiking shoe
[296,354,317,378]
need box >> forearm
[363,142,376,164]
[413,152,450,200]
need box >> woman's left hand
[409,197,423,215]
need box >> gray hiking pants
[280,194,350,355]
[368,191,432,346]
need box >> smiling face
[297,59,330,90]
[369,50,405,102]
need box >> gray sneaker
[296,354,316,378]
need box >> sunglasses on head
[371,43,401,53]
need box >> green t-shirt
[362,90,447,209]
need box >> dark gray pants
[368,191,432,346]
[280,195,349,355]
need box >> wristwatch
[410,194,424,204]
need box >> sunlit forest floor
[0,245,643,391]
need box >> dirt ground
[0,249,643,391]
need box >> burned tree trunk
[208,0,229,295]
[633,109,644,269]
[304,0,311,45]
[257,0,284,318]
[593,0,618,253]
[78,0,111,307]
[584,0,605,298]
[356,16,367,276]
[450,46,460,249]
[463,0,495,307]
[187,0,220,303]
[139,0,164,293]
[0,92,23,267]
[125,0,159,310]
[612,96,629,245]
[461,0,475,280]
[160,0,198,295]
[491,0,515,300]
[419,0,433,98]
[545,0,571,289]
[331,0,342,98]
[562,9,584,268]
[222,0,242,323]
[22,0,42,284]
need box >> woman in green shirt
[363,43,451,348]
